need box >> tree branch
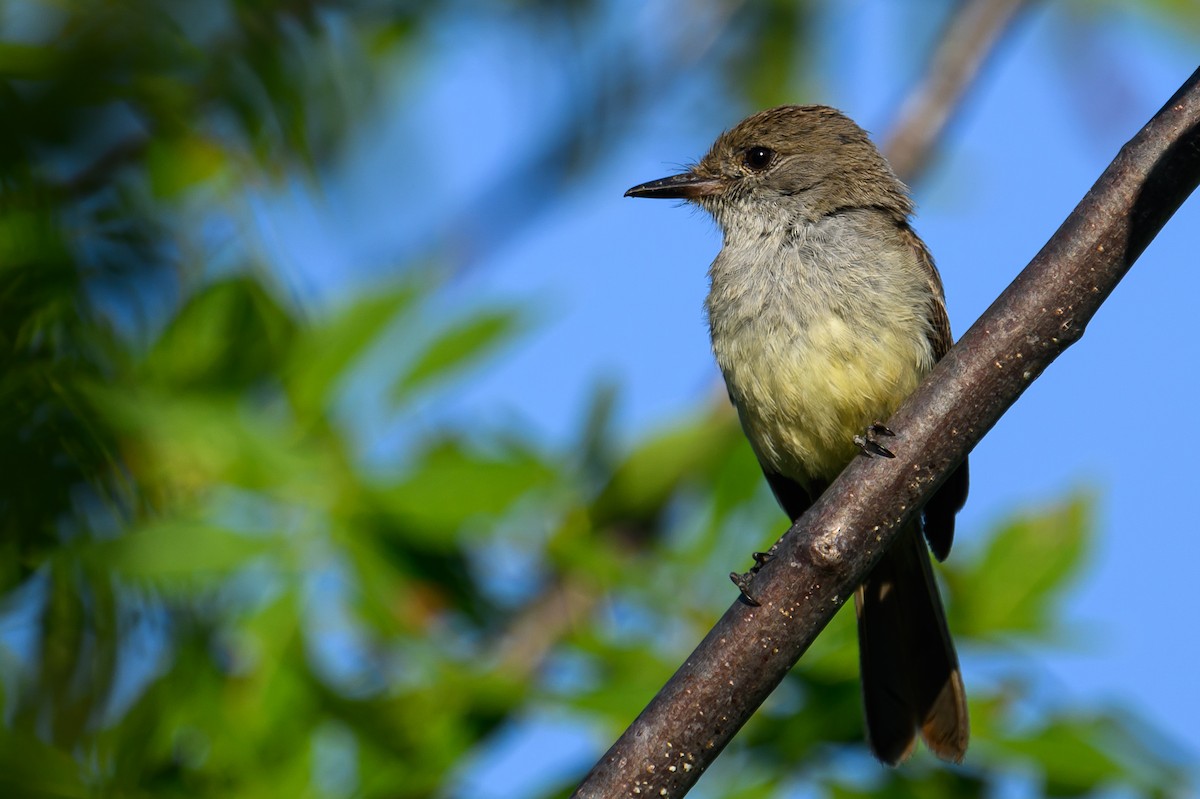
[571,67,1200,799]
[882,0,1038,181]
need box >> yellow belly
[721,313,931,485]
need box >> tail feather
[855,524,969,764]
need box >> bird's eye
[744,146,774,171]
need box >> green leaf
[288,281,426,418]
[591,407,744,527]
[709,420,769,519]
[374,440,557,540]
[577,379,621,478]
[147,135,229,199]
[143,278,296,390]
[1070,0,1200,34]
[0,42,54,78]
[81,518,269,589]
[991,710,1189,796]
[390,306,527,400]
[1011,719,1125,790]
[0,728,89,798]
[946,492,1092,639]
[88,385,338,502]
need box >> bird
[625,105,970,765]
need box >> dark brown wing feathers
[852,221,969,764]
[899,221,968,561]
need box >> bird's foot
[854,421,896,459]
[729,545,779,606]
[729,570,761,606]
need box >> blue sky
[258,0,1200,787]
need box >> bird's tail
[854,523,969,765]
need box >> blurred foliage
[0,1,1196,798]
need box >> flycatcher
[625,105,969,765]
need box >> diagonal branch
[571,67,1200,799]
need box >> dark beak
[624,171,724,200]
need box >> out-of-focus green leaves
[564,633,678,721]
[945,493,1091,639]
[1073,0,1200,33]
[391,306,529,401]
[80,518,271,590]
[89,386,338,501]
[728,0,812,110]
[0,727,89,799]
[591,406,745,527]
[288,281,424,418]
[0,42,54,78]
[377,439,558,542]
[826,769,987,799]
[142,277,297,389]
[990,709,1190,797]
[576,378,621,479]
[147,135,231,199]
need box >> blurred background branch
[882,0,1038,180]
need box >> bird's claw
[855,421,896,458]
[731,546,776,605]
[730,571,761,606]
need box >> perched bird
[625,105,969,765]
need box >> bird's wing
[899,223,968,562]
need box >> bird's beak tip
[625,172,722,200]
